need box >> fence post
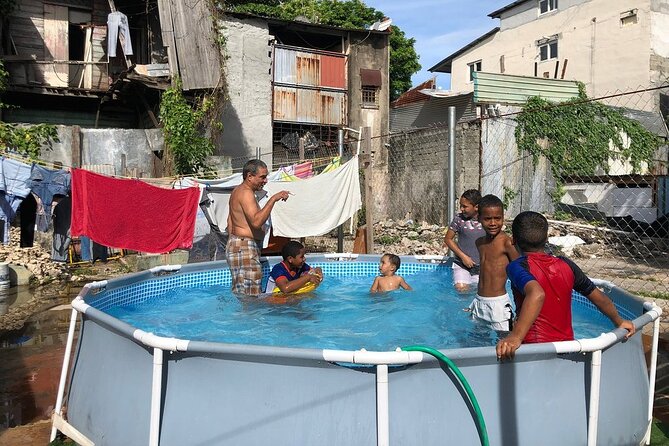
[255,147,261,161]
[337,129,344,252]
[448,106,456,225]
[361,127,373,254]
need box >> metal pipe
[448,106,456,225]
[149,348,164,446]
[587,349,603,446]
[645,315,661,445]
[376,364,389,446]
[256,147,261,161]
[337,128,345,252]
[50,307,79,442]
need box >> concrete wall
[650,1,669,93]
[348,32,390,222]
[382,122,480,225]
[40,126,164,177]
[450,0,655,108]
[218,16,273,167]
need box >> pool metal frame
[50,254,662,446]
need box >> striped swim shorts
[225,235,263,296]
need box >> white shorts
[453,262,479,285]
[469,294,514,331]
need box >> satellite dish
[368,17,392,31]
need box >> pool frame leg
[150,347,164,446]
[50,308,80,442]
[644,316,661,445]
[377,364,389,446]
[587,349,602,446]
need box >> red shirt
[507,252,596,343]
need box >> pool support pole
[645,303,662,445]
[402,345,489,446]
[376,364,389,446]
[586,349,602,446]
[50,307,80,442]
[150,348,164,446]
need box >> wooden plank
[156,0,179,79]
[170,0,221,89]
[43,3,68,87]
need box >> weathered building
[429,0,669,112]
[218,12,390,168]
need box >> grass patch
[636,291,669,301]
[652,419,669,445]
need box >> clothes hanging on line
[30,164,70,223]
[0,157,33,244]
[19,193,37,248]
[52,195,71,262]
[107,11,133,57]
[70,169,200,253]
[264,156,361,238]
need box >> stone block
[8,264,34,286]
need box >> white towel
[265,156,361,238]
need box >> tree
[224,0,421,100]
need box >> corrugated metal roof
[473,72,579,105]
[391,78,435,108]
[274,46,346,90]
[273,86,345,125]
[390,93,476,131]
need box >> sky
[364,0,512,90]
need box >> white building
[429,0,669,111]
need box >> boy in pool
[370,253,413,292]
[265,240,323,294]
[496,211,635,360]
[470,195,519,331]
[444,189,485,292]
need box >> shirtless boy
[469,194,519,331]
[370,254,413,293]
[226,159,289,296]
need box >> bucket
[0,262,10,290]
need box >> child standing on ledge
[444,189,485,292]
[370,253,413,293]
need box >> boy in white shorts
[471,195,519,331]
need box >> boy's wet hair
[383,253,401,271]
[478,194,504,212]
[243,159,267,179]
[461,189,482,205]
[512,211,548,251]
[282,240,305,260]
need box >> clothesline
[0,149,340,183]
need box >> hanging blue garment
[30,164,71,219]
[0,158,33,244]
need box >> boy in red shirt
[496,211,635,360]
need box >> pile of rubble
[372,219,446,255]
[0,228,71,286]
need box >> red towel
[71,169,200,253]
[293,161,313,179]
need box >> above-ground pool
[51,254,661,446]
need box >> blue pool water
[106,265,615,351]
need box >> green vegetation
[224,0,421,100]
[636,290,669,301]
[502,186,518,209]
[515,84,661,204]
[377,234,400,245]
[159,78,216,175]
[0,60,59,158]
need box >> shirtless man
[226,159,289,296]
[469,194,519,331]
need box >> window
[468,60,482,82]
[539,40,558,61]
[620,9,638,27]
[539,0,558,14]
[362,86,379,108]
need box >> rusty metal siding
[273,86,297,122]
[296,51,320,87]
[320,55,346,89]
[273,87,345,125]
[273,45,347,125]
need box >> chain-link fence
[367,82,669,298]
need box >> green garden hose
[401,345,489,446]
